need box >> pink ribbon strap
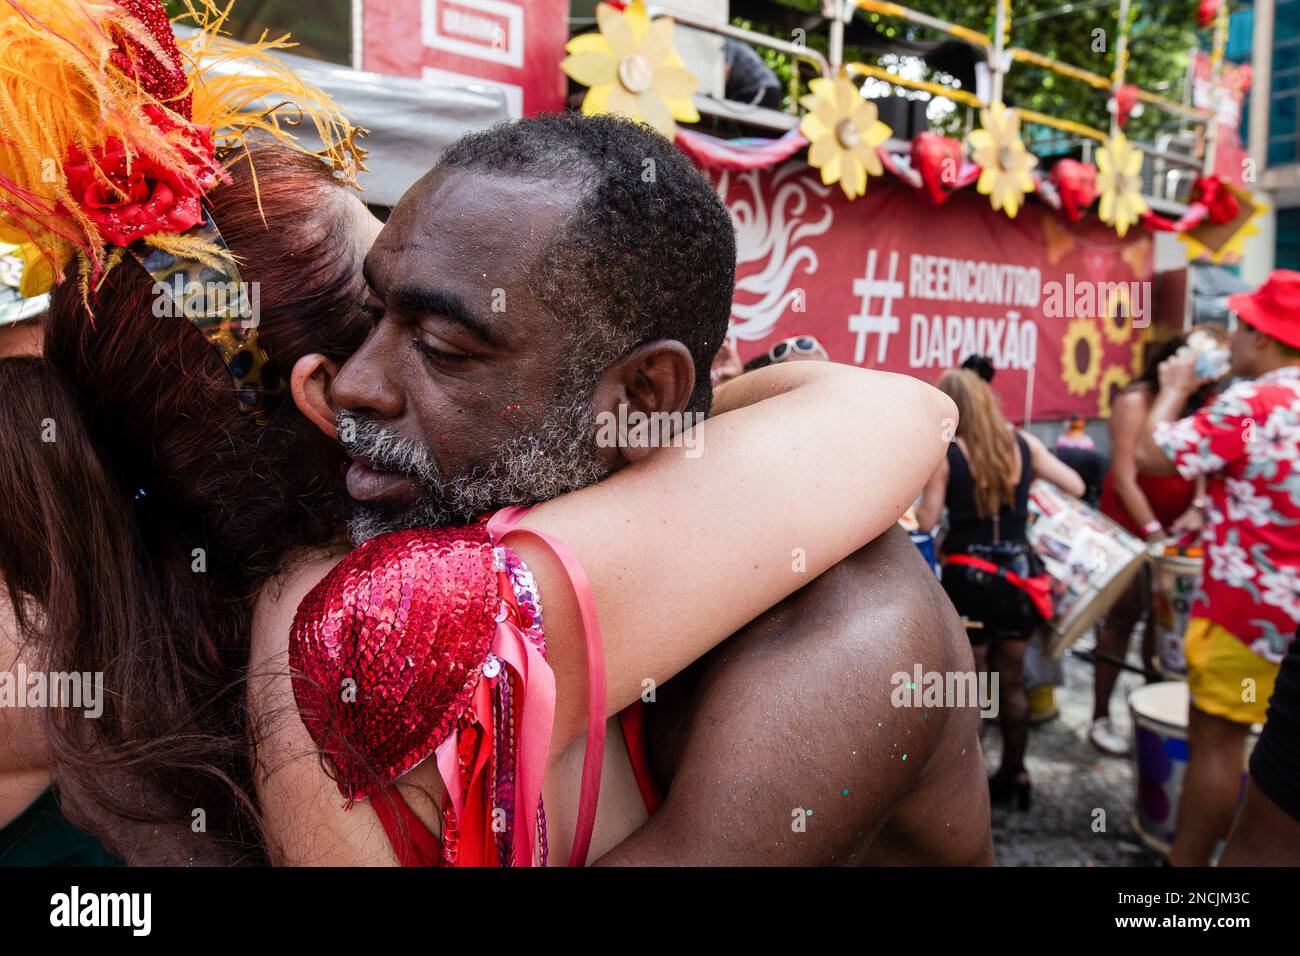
[491,618,555,865]
[487,505,607,868]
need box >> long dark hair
[1133,335,1187,392]
[0,145,369,863]
[1131,333,1216,414]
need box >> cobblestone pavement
[981,634,1167,867]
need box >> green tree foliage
[738,0,1202,145]
[165,0,353,65]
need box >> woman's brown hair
[0,145,370,863]
[937,368,1019,520]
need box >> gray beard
[340,393,610,545]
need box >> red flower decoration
[109,0,193,119]
[65,112,219,246]
[1197,0,1222,29]
[1050,159,1098,223]
[1192,175,1239,225]
[1112,84,1141,127]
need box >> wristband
[1142,520,1164,538]
[1191,498,1208,511]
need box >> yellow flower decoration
[968,103,1038,218]
[1061,317,1103,396]
[798,75,892,200]
[1101,284,1132,345]
[1098,366,1132,418]
[561,1,700,140]
[1096,132,1148,238]
[0,224,55,298]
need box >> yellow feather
[140,228,234,274]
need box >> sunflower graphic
[1098,365,1133,417]
[561,0,700,140]
[1101,283,1132,345]
[1062,318,1103,396]
[1130,323,1156,377]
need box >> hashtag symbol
[849,249,902,365]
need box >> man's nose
[333,321,403,419]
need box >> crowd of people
[881,278,1300,864]
[0,0,1297,871]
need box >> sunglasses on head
[769,336,824,362]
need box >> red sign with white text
[716,164,1160,421]
[362,0,568,117]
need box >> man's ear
[591,339,696,465]
[290,353,343,439]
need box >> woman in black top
[916,369,1084,809]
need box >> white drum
[1129,681,1259,858]
[1027,481,1148,657]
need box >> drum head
[1129,681,1189,729]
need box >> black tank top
[944,432,1032,553]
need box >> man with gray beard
[326,113,990,864]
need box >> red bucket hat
[1228,270,1300,350]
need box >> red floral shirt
[1154,365,1300,663]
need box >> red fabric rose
[64,116,219,246]
[1192,175,1239,225]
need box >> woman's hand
[1157,348,1205,399]
[1170,504,1206,537]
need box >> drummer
[1090,335,1212,757]
[1136,269,1300,866]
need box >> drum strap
[945,554,1055,621]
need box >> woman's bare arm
[914,456,949,533]
[521,363,956,749]
[1107,389,1161,533]
[1023,430,1085,499]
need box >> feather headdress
[0,0,366,294]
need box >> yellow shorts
[1184,617,1280,726]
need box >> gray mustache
[336,410,439,485]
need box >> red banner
[717,163,1159,421]
[362,0,568,117]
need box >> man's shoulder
[793,524,968,664]
[1217,373,1300,414]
